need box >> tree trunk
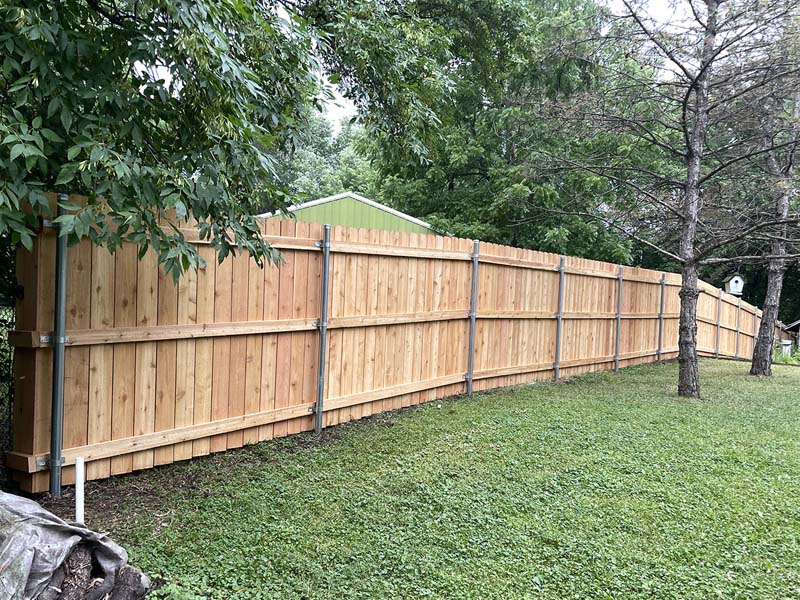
[750,258,786,376]
[678,261,701,397]
[676,0,718,398]
[750,184,792,375]
[750,86,797,376]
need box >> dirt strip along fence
[7,197,791,492]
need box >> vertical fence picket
[466,240,479,395]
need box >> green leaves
[356,0,637,263]
[55,163,78,186]
[0,0,295,279]
[0,0,454,281]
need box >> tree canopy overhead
[315,0,797,391]
[527,0,800,392]
[0,0,451,278]
[360,0,636,263]
[272,111,379,202]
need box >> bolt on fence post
[614,266,624,372]
[554,255,566,381]
[735,297,742,360]
[715,289,722,357]
[313,225,331,434]
[466,240,480,395]
[657,272,666,363]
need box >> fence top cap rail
[330,240,471,260]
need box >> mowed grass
[76,360,800,599]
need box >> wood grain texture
[226,252,250,448]
[132,249,158,471]
[110,244,137,475]
[154,267,178,465]
[192,246,215,457]
[174,266,197,461]
[210,251,232,453]
[87,244,114,480]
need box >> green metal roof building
[258,192,432,234]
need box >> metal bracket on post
[41,455,63,469]
[553,255,566,381]
[40,335,70,346]
[735,297,742,360]
[313,225,331,434]
[614,266,624,372]
[715,289,722,357]
[657,272,666,363]
[466,240,480,395]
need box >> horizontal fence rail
[7,194,792,492]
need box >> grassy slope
[69,360,800,599]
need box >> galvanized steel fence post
[554,255,566,381]
[715,289,722,357]
[313,225,331,434]
[752,308,759,358]
[49,195,69,497]
[466,240,480,395]
[735,297,742,359]
[614,266,624,372]
[657,273,665,363]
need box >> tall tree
[272,112,378,202]
[750,95,799,376]
[525,0,800,397]
[365,0,635,261]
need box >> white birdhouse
[723,274,745,296]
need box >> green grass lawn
[52,360,800,599]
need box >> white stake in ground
[74,456,85,525]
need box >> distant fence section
[7,196,791,492]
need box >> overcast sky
[324,86,358,133]
[608,0,689,23]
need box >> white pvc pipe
[75,456,85,525]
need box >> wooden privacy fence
[7,201,789,492]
